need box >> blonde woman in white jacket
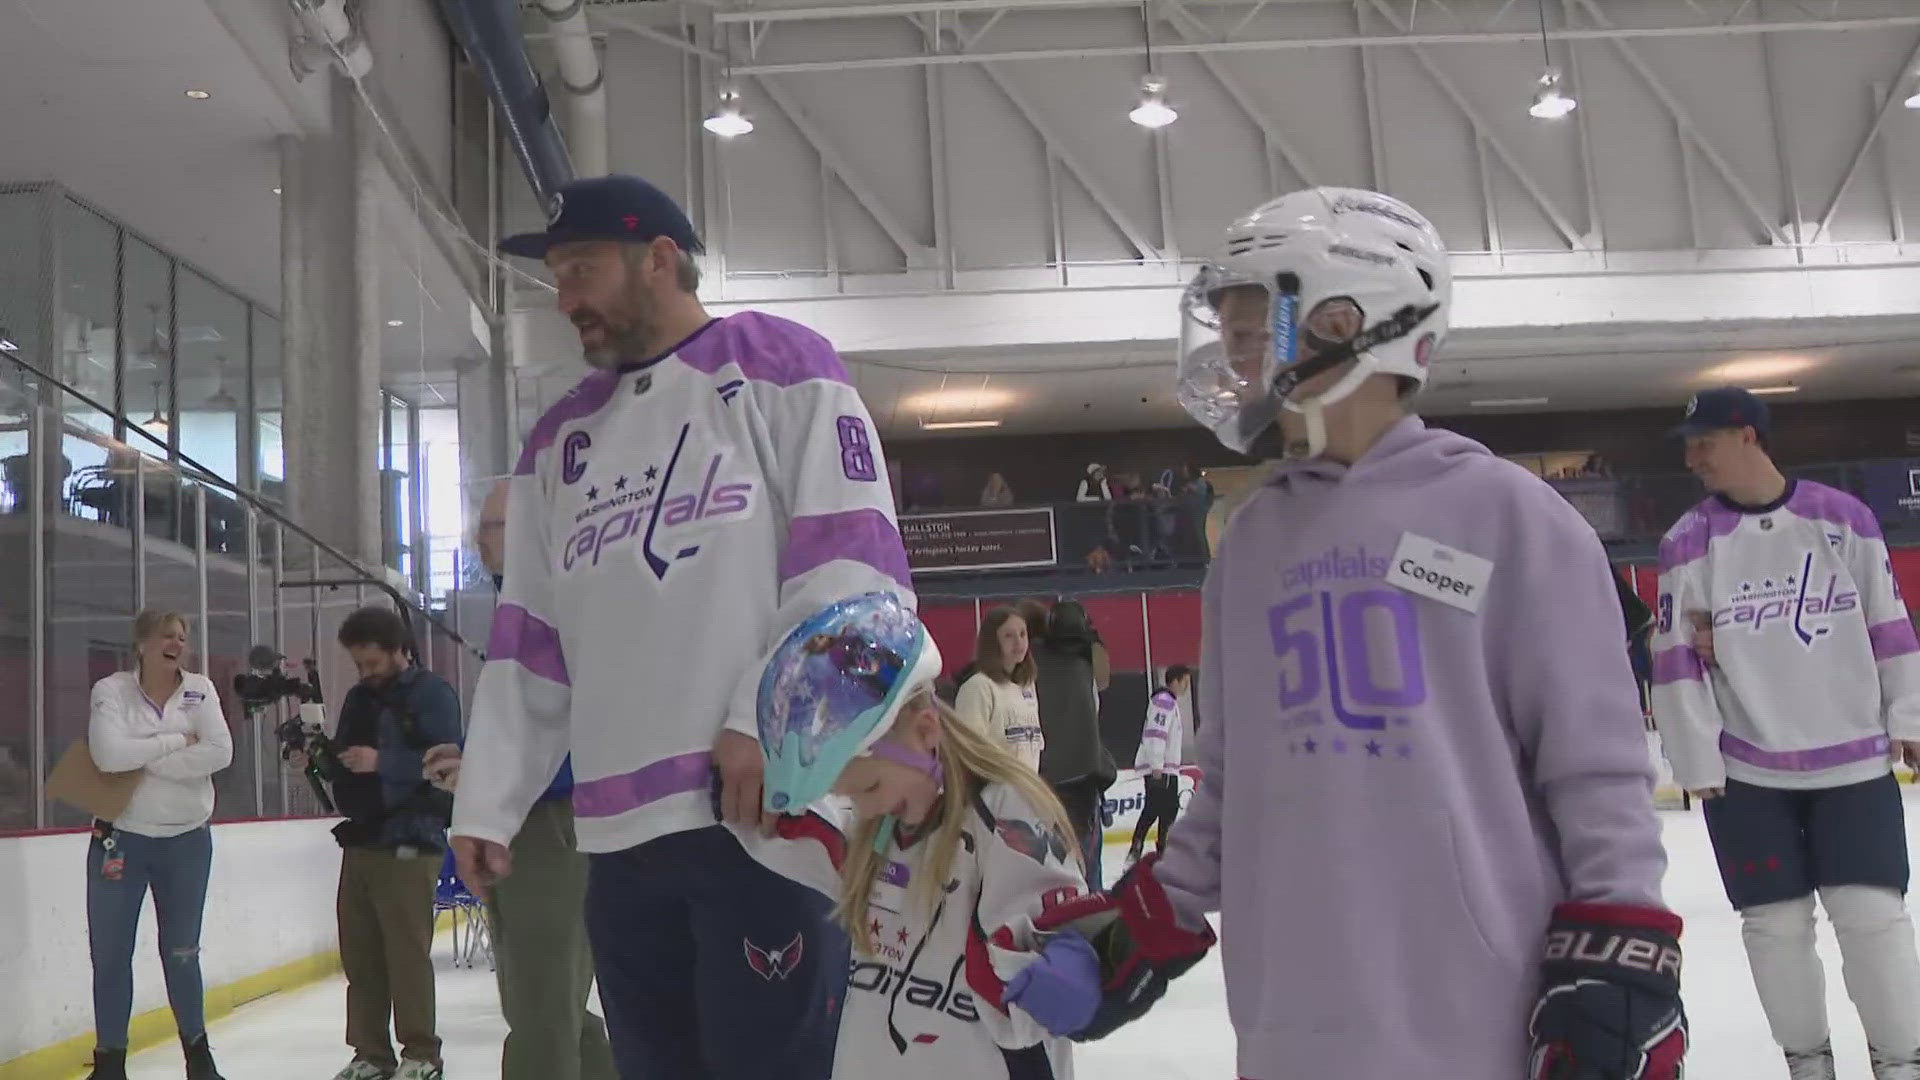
[85,610,233,1080]
[955,605,1044,771]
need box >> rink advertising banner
[1860,462,1920,523]
[1101,767,1203,843]
[900,507,1057,573]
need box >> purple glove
[1004,930,1102,1037]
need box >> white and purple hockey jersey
[454,313,914,855]
[1154,417,1667,1079]
[737,782,1086,1079]
[1651,480,1920,792]
[1133,688,1182,774]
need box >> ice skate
[329,1060,393,1080]
[1870,1046,1920,1080]
[392,1060,443,1080]
[1782,1041,1835,1080]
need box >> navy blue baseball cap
[501,175,705,260]
[1670,386,1771,439]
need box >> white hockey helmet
[1177,187,1451,458]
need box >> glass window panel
[418,407,463,600]
[121,238,177,545]
[56,199,116,435]
[252,311,283,501]
[43,421,142,830]
[175,269,247,559]
[0,355,32,831]
[206,540,255,822]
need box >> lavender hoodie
[1157,417,1667,1079]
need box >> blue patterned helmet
[757,592,943,814]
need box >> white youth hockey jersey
[738,782,1087,1079]
[955,673,1044,772]
[454,313,914,854]
[1133,687,1182,773]
[1652,480,1920,791]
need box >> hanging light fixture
[143,378,170,436]
[1527,0,1576,119]
[206,355,239,409]
[704,83,754,138]
[1129,2,1177,129]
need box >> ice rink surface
[115,799,1920,1079]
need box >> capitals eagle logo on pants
[744,932,805,981]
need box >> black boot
[85,1049,128,1080]
[184,1034,227,1080]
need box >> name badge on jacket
[1386,532,1493,615]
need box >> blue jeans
[586,826,846,1079]
[87,825,214,1049]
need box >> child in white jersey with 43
[735,592,1101,1080]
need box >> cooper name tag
[1385,532,1493,615]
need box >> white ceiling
[0,0,482,406]
[501,0,1920,438]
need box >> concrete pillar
[279,76,384,569]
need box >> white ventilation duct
[532,0,608,176]
[290,0,373,81]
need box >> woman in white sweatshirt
[85,609,233,1080]
[955,606,1044,771]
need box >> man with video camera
[291,606,463,1080]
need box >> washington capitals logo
[995,819,1072,866]
[744,932,804,981]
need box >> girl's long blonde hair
[838,691,1081,955]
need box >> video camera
[234,645,340,814]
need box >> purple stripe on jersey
[1657,502,1741,571]
[1788,480,1884,541]
[572,750,714,819]
[780,508,912,589]
[1141,731,1169,741]
[1869,617,1920,662]
[1720,731,1890,772]
[515,370,623,477]
[1650,645,1705,686]
[676,311,853,388]
[487,604,570,686]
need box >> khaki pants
[338,846,442,1070]
[489,799,616,1080]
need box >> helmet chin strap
[1281,352,1379,458]
[866,740,945,855]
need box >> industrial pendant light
[1527,0,1576,119]
[704,83,754,138]
[1129,2,1177,129]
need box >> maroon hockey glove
[1529,903,1687,1080]
[1033,852,1216,1041]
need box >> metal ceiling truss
[1565,0,1790,246]
[749,74,941,266]
[1361,0,1590,251]
[1814,33,1920,244]
[1159,0,1320,189]
[695,0,1920,74]
[939,16,1170,263]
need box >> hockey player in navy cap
[1655,386,1920,1079]
[453,174,913,1079]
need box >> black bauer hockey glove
[1529,902,1687,1080]
[1031,852,1216,1041]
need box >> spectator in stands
[295,607,462,1080]
[1178,464,1215,561]
[1075,463,1112,502]
[1031,599,1118,890]
[955,605,1043,770]
[423,481,615,1080]
[85,609,234,1080]
[980,471,1015,507]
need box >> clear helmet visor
[1177,266,1369,455]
